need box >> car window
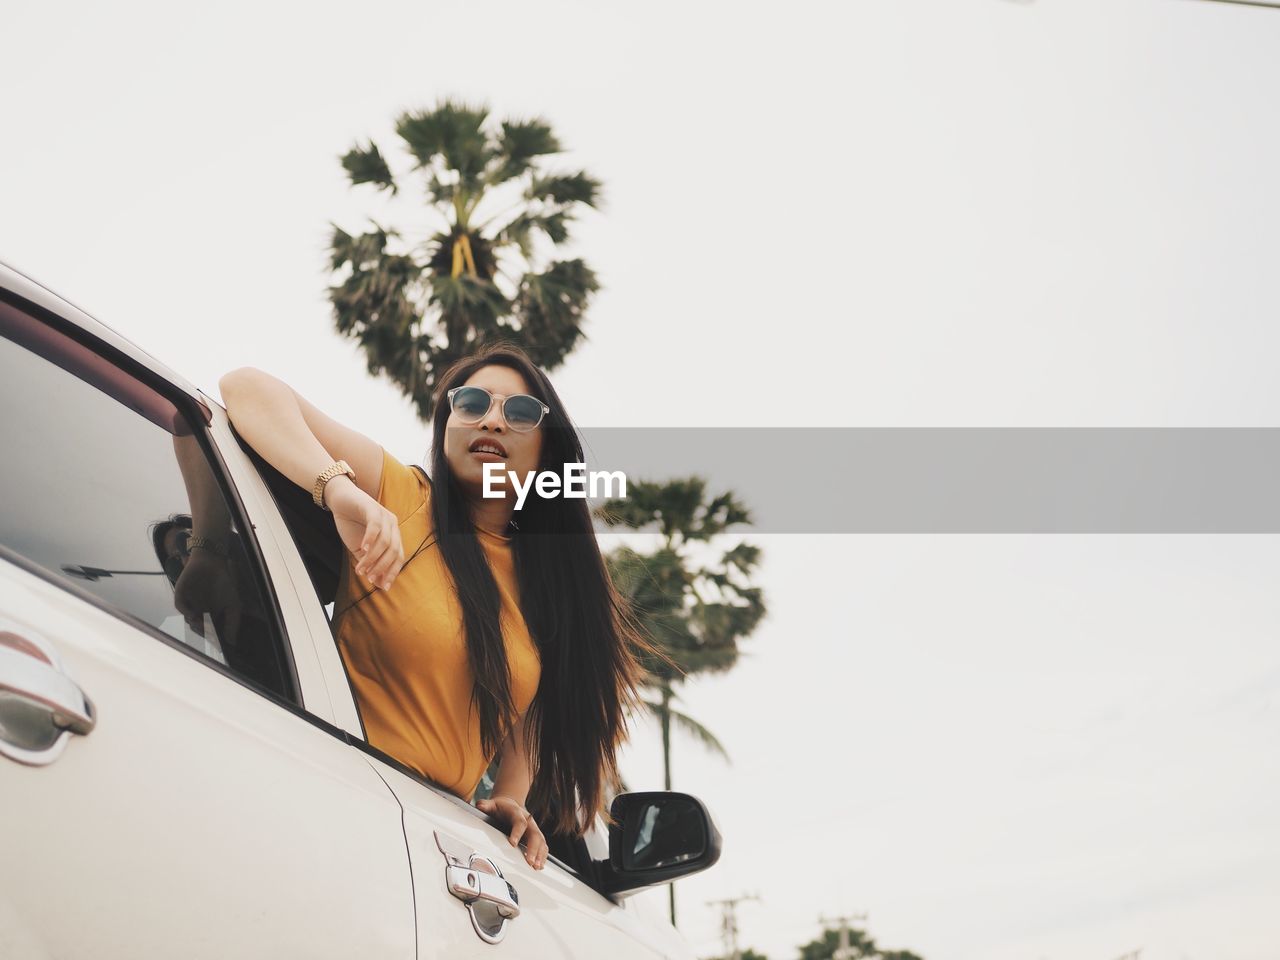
[0,296,298,704]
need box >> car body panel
[371,759,689,960]
[0,559,416,959]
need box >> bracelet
[313,460,356,511]
[188,536,229,557]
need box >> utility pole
[818,912,869,960]
[707,893,759,960]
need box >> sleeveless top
[332,447,541,799]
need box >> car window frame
[0,287,304,711]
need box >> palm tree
[598,477,766,924]
[328,100,601,419]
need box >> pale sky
[4,1,1279,958]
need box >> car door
[368,757,695,959]
[0,279,415,960]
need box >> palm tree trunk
[661,685,673,790]
[661,685,676,927]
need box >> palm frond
[641,698,730,762]
[341,141,397,193]
[720,542,763,576]
[490,118,561,183]
[512,259,597,366]
[495,211,569,259]
[395,100,493,188]
[527,171,601,208]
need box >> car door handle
[435,830,521,944]
[445,863,521,919]
[0,623,96,765]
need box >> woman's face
[160,524,192,583]
[443,364,545,501]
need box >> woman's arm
[170,432,239,635]
[218,367,404,591]
[476,712,549,870]
[173,432,233,541]
[218,367,382,499]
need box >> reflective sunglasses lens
[452,386,491,421]
[504,395,544,430]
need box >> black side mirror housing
[596,791,722,897]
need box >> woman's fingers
[506,810,529,849]
[374,528,404,589]
[476,798,546,870]
[356,510,402,589]
[384,524,405,586]
[173,580,196,619]
[376,516,404,586]
[355,514,390,574]
[356,505,382,557]
[362,518,396,585]
[513,814,549,871]
[524,822,547,870]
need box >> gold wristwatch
[313,460,356,511]
[188,535,229,557]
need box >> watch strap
[313,460,356,510]
[187,535,229,557]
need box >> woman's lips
[469,438,508,459]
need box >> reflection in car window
[237,439,343,620]
[0,301,296,703]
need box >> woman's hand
[173,550,241,639]
[325,477,404,591]
[475,795,548,871]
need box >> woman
[219,344,649,872]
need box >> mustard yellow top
[333,447,541,799]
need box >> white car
[0,261,720,959]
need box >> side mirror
[596,791,722,897]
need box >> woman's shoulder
[376,447,432,522]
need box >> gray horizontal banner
[557,428,1280,533]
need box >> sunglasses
[447,385,550,433]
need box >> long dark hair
[428,342,651,837]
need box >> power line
[1191,0,1280,8]
[818,913,869,960]
[707,893,760,960]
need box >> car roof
[0,259,209,412]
